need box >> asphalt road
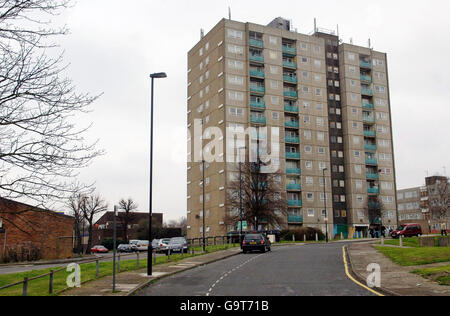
[137,243,375,296]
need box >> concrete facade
[187,18,398,239]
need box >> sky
[47,0,450,221]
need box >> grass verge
[412,265,450,286]
[0,244,238,296]
[379,236,440,248]
[375,246,450,266]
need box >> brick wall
[0,198,74,261]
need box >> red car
[91,245,109,253]
[391,224,423,239]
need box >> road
[137,243,376,296]
[0,252,156,275]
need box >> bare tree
[225,162,287,231]
[165,217,187,236]
[429,177,449,223]
[79,194,108,253]
[118,198,138,243]
[67,194,85,253]
[0,0,103,207]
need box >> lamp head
[150,72,167,79]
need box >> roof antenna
[350,38,353,44]
[368,38,371,49]
[200,28,204,39]
[337,24,339,38]
[228,6,231,20]
[314,18,317,33]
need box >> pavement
[60,247,242,296]
[347,242,450,296]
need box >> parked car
[130,240,149,252]
[158,238,171,253]
[167,237,188,254]
[117,244,138,253]
[151,239,161,251]
[391,224,423,238]
[91,245,109,254]
[242,234,271,253]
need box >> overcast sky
[52,0,450,221]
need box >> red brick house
[0,198,74,262]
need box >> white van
[130,240,149,252]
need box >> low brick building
[0,198,74,262]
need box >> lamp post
[148,72,167,276]
[238,146,246,246]
[322,168,328,243]
[202,159,206,253]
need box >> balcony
[369,202,381,210]
[288,215,303,223]
[250,69,265,78]
[250,85,265,94]
[364,130,376,137]
[367,187,380,195]
[283,75,298,84]
[284,91,298,99]
[360,75,372,83]
[285,136,300,144]
[366,173,379,180]
[286,152,301,159]
[284,105,299,113]
[363,116,375,124]
[249,55,264,63]
[283,61,297,69]
[288,200,303,207]
[287,183,302,191]
[250,100,266,110]
[282,45,297,55]
[285,121,299,129]
[364,144,377,151]
[249,38,264,48]
[286,168,301,175]
[250,116,266,125]
[361,88,373,96]
[362,102,374,110]
[365,158,378,165]
[360,60,372,69]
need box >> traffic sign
[238,221,247,230]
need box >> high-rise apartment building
[186,17,398,239]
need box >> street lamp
[148,72,167,276]
[322,168,328,243]
[238,146,246,246]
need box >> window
[375,86,386,94]
[315,88,322,96]
[228,91,244,101]
[269,51,278,60]
[307,193,314,201]
[314,60,322,67]
[228,59,244,70]
[358,210,365,219]
[373,59,384,66]
[205,56,210,65]
[317,132,325,141]
[272,112,279,120]
[376,99,388,107]
[270,80,279,89]
[316,117,324,126]
[348,53,356,61]
[269,36,277,45]
[271,96,279,105]
[305,161,313,169]
[227,29,243,39]
[301,57,308,64]
[205,71,210,79]
[354,151,361,158]
[349,66,356,73]
[304,146,312,153]
[306,177,314,184]
[270,66,279,74]
[376,112,389,121]
[355,165,362,174]
[227,44,244,55]
[307,209,315,217]
[229,107,244,117]
[300,42,308,50]
[318,147,325,155]
[228,75,244,86]
[304,130,312,139]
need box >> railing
[364,144,377,151]
[283,61,297,69]
[249,38,264,48]
[250,116,266,125]
[367,187,380,194]
[360,60,372,69]
[366,158,378,165]
[284,91,298,98]
[362,102,374,110]
[366,173,379,180]
[250,70,265,78]
[286,168,301,175]
[285,136,300,144]
[286,152,301,159]
[283,75,298,83]
[250,101,266,110]
[284,105,299,113]
[250,86,265,94]
[288,200,303,207]
[361,88,373,96]
[249,55,264,63]
[285,121,299,128]
[363,116,375,123]
[360,75,372,82]
[282,45,296,55]
[364,130,376,137]
[288,215,303,223]
[286,183,302,191]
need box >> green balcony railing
[362,102,374,110]
[360,60,372,69]
[250,86,265,94]
[286,152,301,159]
[288,200,303,207]
[287,183,302,191]
[249,38,264,48]
[249,55,264,63]
[250,116,266,125]
[365,144,377,151]
[288,215,303,223]
[367,187,380,195]
[285,121,299,129]
[284,105,299,113]
[250,70,265,78]
[283,75,298,83]
[363,116,375,124]
[360,75,372,82]
[284,91,298,99]
[282,46,297,55]
[366,173,379,180]
[361,88,373,96]
[369,202,381,210]
[283,61,297,69]
[366,158,378,165]
[364,130,376,137]
[285,136,300,144]
[250,101,266,110]
[286,168,301,175]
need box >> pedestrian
[381,226,386,238]
[441,222,448,236]
[369,229,374,238]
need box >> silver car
[167,237,188,254]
